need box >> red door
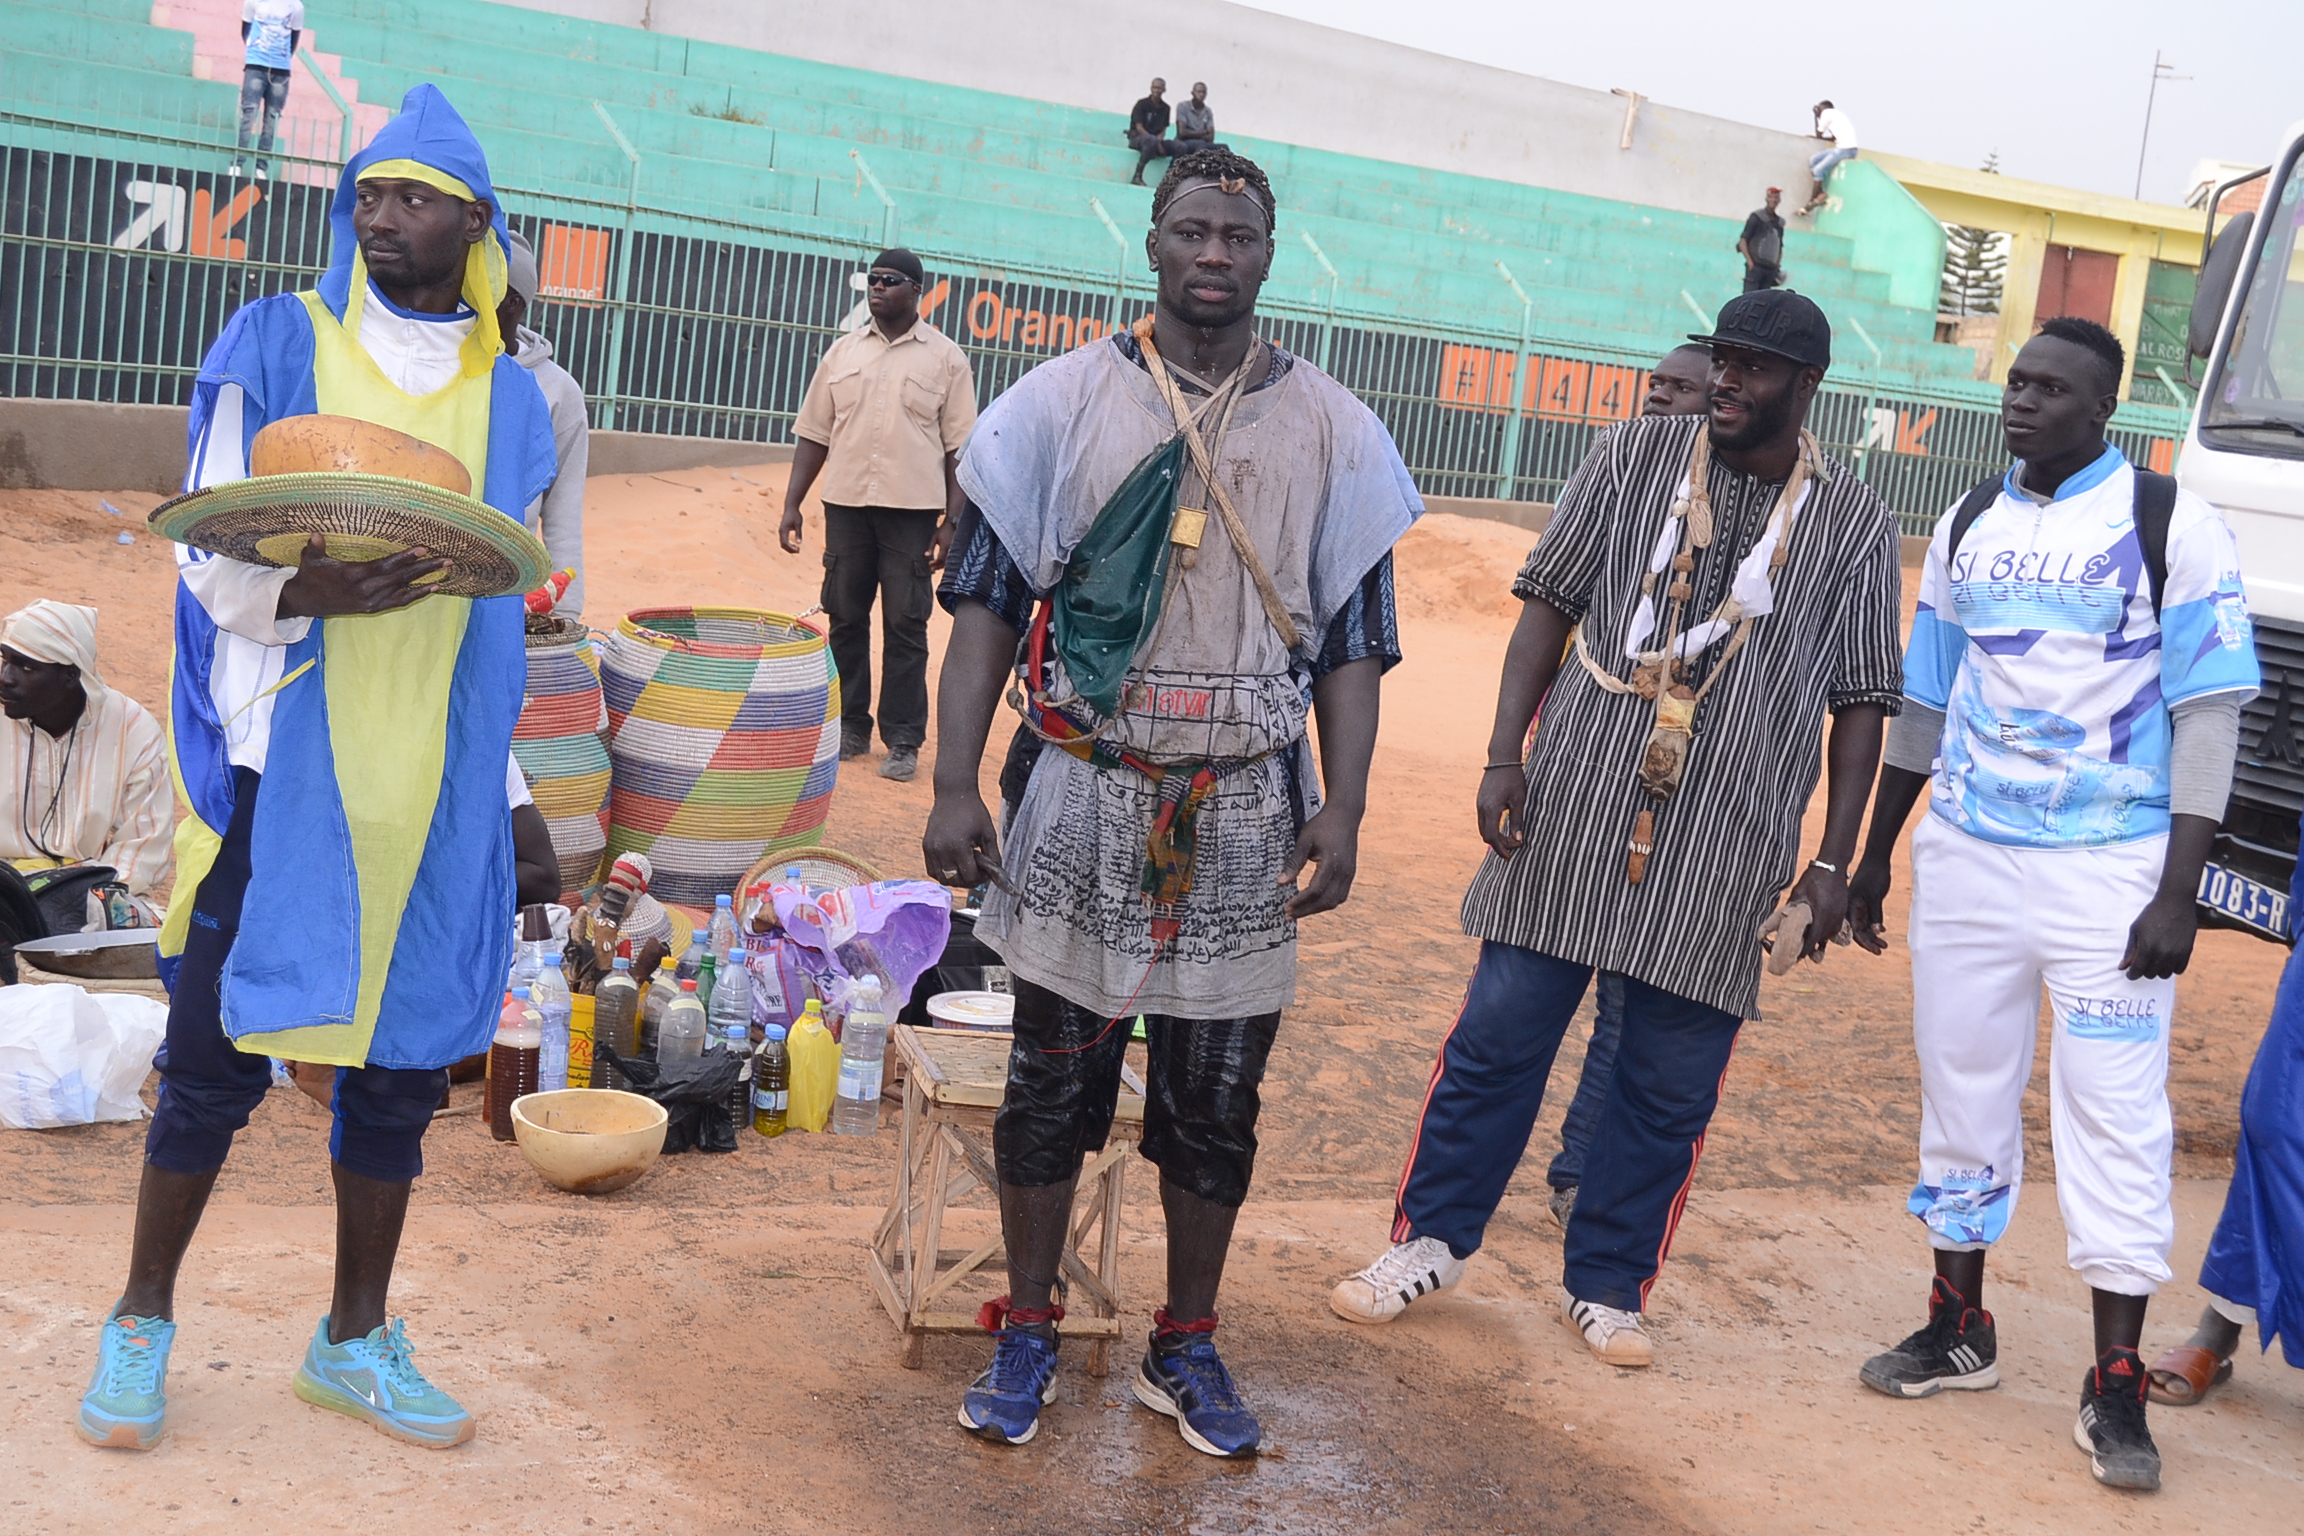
[2035,244,2120,328]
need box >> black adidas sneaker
[1859,1275,1998,1397]
[2075,1349,2160,1491]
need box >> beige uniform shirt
[793,320,977,509]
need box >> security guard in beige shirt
[780,248,977,781]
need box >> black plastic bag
[896,908,1008,1028]
[594,1046,742,1153]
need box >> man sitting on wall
[1127,77,1179,186]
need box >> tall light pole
[2133,51,2189,200]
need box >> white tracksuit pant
[1906,814,2176,1296]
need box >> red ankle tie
[978,1295,1065,1332]
[1153,1307,1219,1338]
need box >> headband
[1159,175,1274,232]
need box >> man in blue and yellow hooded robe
[77,86,555,1455]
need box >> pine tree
[1939,154,2008,318]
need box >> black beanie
[869,248,925,286]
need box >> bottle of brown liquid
[591,954,640,1089]
[488,988,543,1142]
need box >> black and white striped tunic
[1460,412,1904,1020]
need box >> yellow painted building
[1871,152,2212,403]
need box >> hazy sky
[1237,0,2301,203]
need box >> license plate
[2197,860,2291,941]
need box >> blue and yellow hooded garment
[164,85,558,1070]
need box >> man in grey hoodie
[500,228,590,616]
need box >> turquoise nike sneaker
[292,1317,476,1449]
[77,1308,176,1449]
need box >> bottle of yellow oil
[785,999,838,1132]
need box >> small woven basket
[737,845,884,896]
[600,607,841,909]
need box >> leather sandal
[2147,1343,2234,1406]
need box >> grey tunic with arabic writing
[1461,412,1903,1020]
[957,337,1421,1019]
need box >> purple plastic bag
[771,879,953,1017]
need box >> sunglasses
[866,271,917,289]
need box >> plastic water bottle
[752,1024,789,1137]
[697,951,717,1014]
[532,949,573,1093]
[832,977,888,1135]
[592,954,639,1090]
[708,952,751,1040]
[642,956,680,1053]
[659,979,708,1076]
[708,892,739,964]
[508,903,551,995]
[488,988,542,1142]
[721,1023,753,1130]
[675,932,706,985]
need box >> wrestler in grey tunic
[957,336,1421,1019]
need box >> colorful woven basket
[601,607,841,910]
[514,617,611,899]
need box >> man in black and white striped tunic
[1330,291,1904,1366]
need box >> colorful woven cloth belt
[1016,599,1268,941]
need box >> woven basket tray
[149,471,550,599]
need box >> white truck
[2187,119,2304,942]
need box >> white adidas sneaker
[1563,1290,1654,1366]
[1329,1236,1465,1324]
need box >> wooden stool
[868,1024,1145,1376]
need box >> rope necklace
[1569,425,1822,882]
[17,714,79,861]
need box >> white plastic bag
[0,984,168,1129]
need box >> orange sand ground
[0,468,2299,1534]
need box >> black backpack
[1944,467,2179,618]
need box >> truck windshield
[2203,144,2304,459]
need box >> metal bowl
[13,929,162,980]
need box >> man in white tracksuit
[1848,317,2259,1494]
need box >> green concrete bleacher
[0,0,1984,388]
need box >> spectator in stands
[1127,78,1176,186]
[779,249,977,783]
[230,0,305,181]
[1739,187,1786,292]
[1174,82,1227,159]
[498,229,591,618]
[0,601,172,901]
[1805,101,1861,213]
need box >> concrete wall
[0,401,191,494]
[0,400,792,493]
[1813,161,1947,314]
[499,0,1822,225]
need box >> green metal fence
[1,102,2189,531]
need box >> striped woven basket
[514,617,611,899]
[601,607,842,910]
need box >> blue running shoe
[1134,1334,1260,1458]
[957,1328,1060,1445]
[77,1308,176,1449]
[293,1317,476,1449]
